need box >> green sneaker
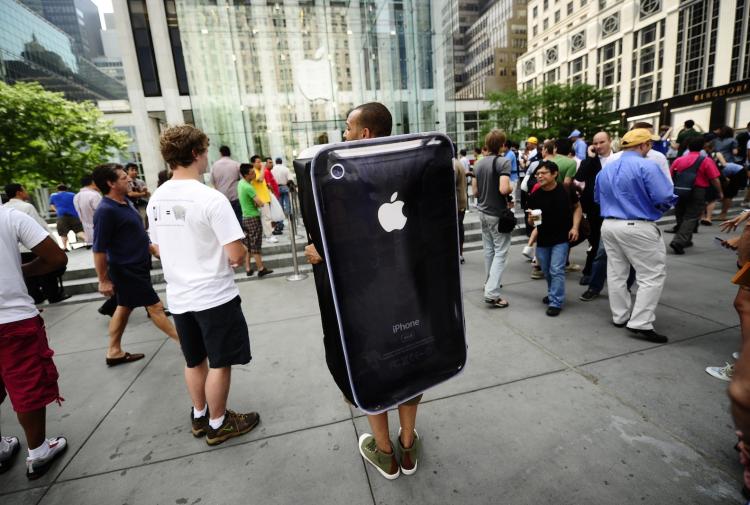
[397,428,420,475]
[358,433,399,480]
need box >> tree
[0,81,130,189]
[482,83,620,142]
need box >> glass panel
[174,0,456,162]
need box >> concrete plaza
[0,226,746,504]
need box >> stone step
[57,203,743,297]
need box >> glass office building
[0,0,126,101]
[172,0,440,161]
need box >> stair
[50,202,744,306]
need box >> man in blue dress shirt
[595,128,677,343]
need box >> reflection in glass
[174,0,439,162]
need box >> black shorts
[173,296,251,368]
[108,261,159,308]
[57,215,83,236]
[725,170,748,199]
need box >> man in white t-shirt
[271,157,293,216]
[148,124,259,446]
[3,183,47,230]
[72,175,102,245]
[0,206,69,479]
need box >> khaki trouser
[601,219,667,330]
[260,204,273,237]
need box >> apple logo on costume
[378,192,407,232]
[295,47,334,102]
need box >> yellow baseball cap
[620,128,660,147]
[526,137,538,145]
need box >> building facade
[518,0,750,132]
[0,0,126,101]
[112,0,448,187]
[21,0,104,59]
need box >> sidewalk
[1,226,745,504]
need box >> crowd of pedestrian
[1,110,749,491]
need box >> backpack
[491,156,517,233]
[672,155,705,199]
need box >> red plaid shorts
[0,315,62,413]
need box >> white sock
[193,405,207,418]
[209,415,225,430]
[28,440,51,460]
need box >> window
[127,0,161,96]
[533,6,538,16]
[570,31,585,52]
[731,0,750,81]
[545,46,559,64]
[674,0,720,94]
[567,2,573,14]
[597,40,621,110]
[543,18,549,29]
[554,10,560,22]
[601,13,619,37]
[544,0,549,8]
[630,21,665,105]
[568,55,587,84]
[533,25,538,36]
[639,0,661,19]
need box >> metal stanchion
[286,187,308,281]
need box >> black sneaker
[245,269,255,277]
[629,328,668,343]
[0,436,20,474]
[205,410,260,446]
[542,296,549,304]
[191,408,210,437]
[26,437,67,480]
[546,307,561,317]
[612,321,627,328]
[669,242,685,255]
[579,289,599,302]
[258,268,274,278]
[579,275,591,286]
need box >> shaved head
[591,131,612,156]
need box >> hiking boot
[565,263,582,273]
[705,363,734,382]
[26,437,67,480]
[205,410,260,446]
[358,433,399,480]
[669,242,685,255]
[191,408,210,438]
[397,428,421,476]
[0,436,20,474]
[579,289,599,302]
[530,268,544,280]
[546,306,561,317]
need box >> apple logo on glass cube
[378,192,407,232]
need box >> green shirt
[238,179,260,218]
[553,155,577,184]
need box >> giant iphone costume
[294,133,466,413]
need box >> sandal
[106,352,145,367]
[700,219,712,226]
[485,298,509,308]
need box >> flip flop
[106,352,145,367]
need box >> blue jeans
[589,240,636,294]
[536,242,569,308]
[480,213,511,300]
[278,186,291,216]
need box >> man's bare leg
[205,367,231,420]
[146,301,178,342]
[366,412,392,453]
[184,359,209,411]
[397,403,418,448]
[107,306,133,359]
[16,407,45,451]
[253,253,265,272]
